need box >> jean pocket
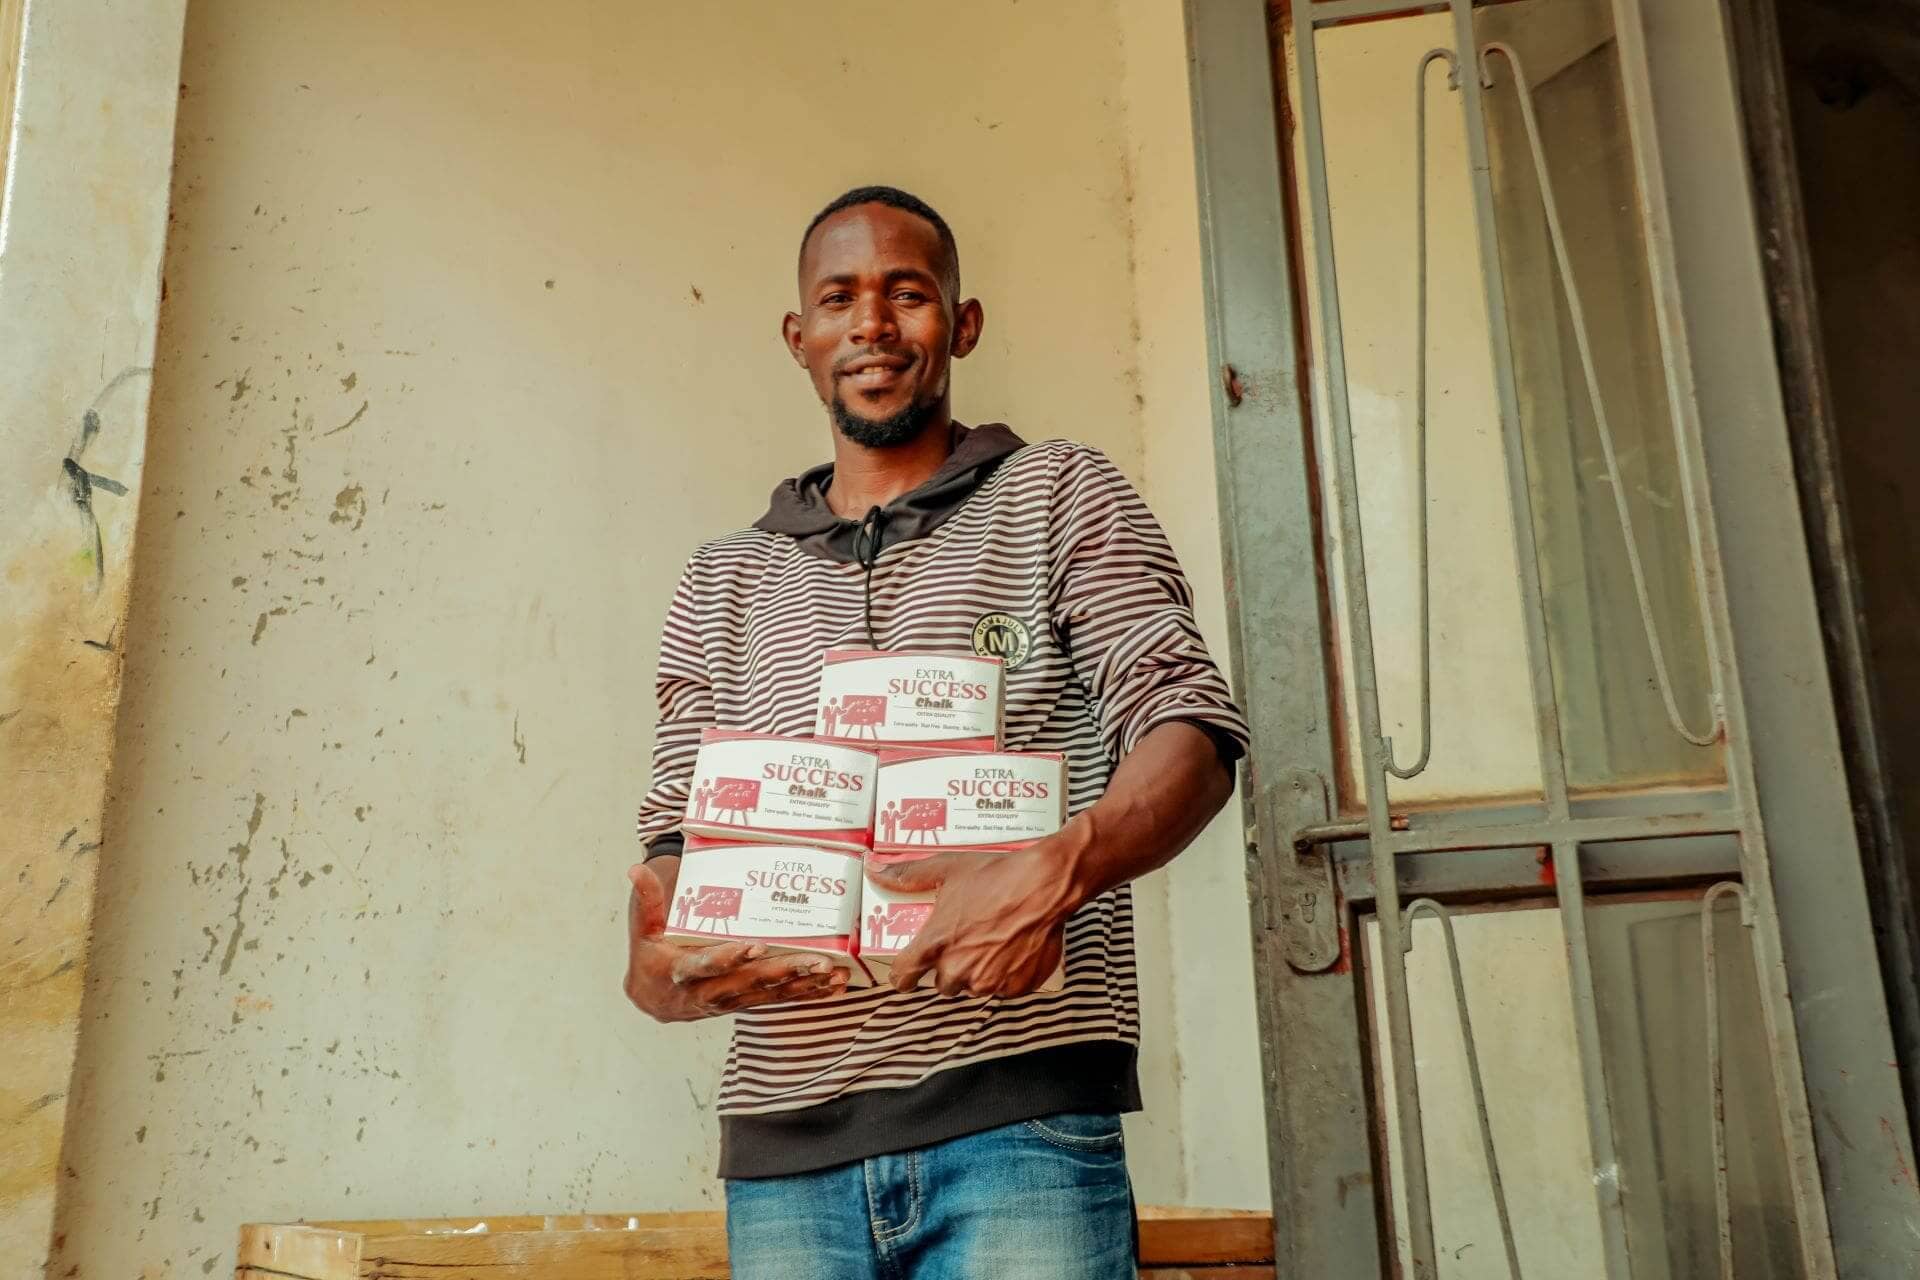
[1023,1111,1125,1152]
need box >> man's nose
[848,293,899,345]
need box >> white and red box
[814,649,1004,751]
[857,867,939,987]
[663,836,872,985]
[859,855,1064,992]
[681,730,878,853]
[861,748,1068,991]
[872,748,1067,854]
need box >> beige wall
[52,2,1268,1274]
[1117,0,1270,1209]
[0,1,187,1271]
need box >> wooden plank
[359,1225,729,1279]
[1137,1209,1274,1265]
[300,1212,722,1236]
[236,1208,1276,1277]
[236,1222,360,1280]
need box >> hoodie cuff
[643,832,685,862]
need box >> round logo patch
[971,611,1034,671]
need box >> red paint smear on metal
[1883,1117,1917,1188]
[1537,848,1556,886]
[1332,920,1353,975]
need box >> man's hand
[866,722,1237,999]
[866,836,1079,998]
[623,861,847,1021]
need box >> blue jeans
[725,1112,1136,1280]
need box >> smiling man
[623,186,1248,1279]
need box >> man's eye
[893,291,925,304]
[821,293,852,306]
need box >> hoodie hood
[754,421,1027,563]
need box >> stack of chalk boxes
[662,648,1067,991]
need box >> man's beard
[831,388,943,448]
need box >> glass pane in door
[1587,890,1808,1279]
[1363,906,1608,1277]
[1307,13,1547,811]
[1363,889,1809,1278]
[1474,0,1726,793]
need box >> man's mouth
[837,352,913,389]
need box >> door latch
[1246,769,1341,973]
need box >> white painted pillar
[0,0,188,1267]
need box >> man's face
[784,204,983,447]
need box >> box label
[683,734,877,850]
[665,844,861,942]
[875,751,1065,852]
[816,651,1003,748]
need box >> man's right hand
[622,860,849,1022]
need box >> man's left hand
[865,830,1084,997]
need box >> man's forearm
[1056,721,1235,914]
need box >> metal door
[1184,0,1920,1275]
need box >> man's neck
[824,413,957,519]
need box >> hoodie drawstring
[853,505,889,647]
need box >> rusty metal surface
[1720,0,1920,1159]
[1187,1,1385,1272]
[1203,0,1919,1273]
[1337,835,1742,905]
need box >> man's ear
[950,298,985,359]
[782,311,808,368]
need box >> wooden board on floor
[1137,1206,1273,1266]
[235,1206,1274,1278]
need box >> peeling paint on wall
[43,2,1193,1277]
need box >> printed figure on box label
[625,184,1248,1280]
[884,901,935,948]
[674,890,694,930]
[899,797,946,845]
[866,905,885,951]
[836,693,885,740]
[693,783,712,822]
[711,778,759,826]
[693,885,742,934]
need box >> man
[623,186,1247,1279]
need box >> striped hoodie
[636,422,1249,1178]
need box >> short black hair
[798,185,961,297]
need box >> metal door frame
[1184,0,1919,1274]
[1716,0,1920,1147]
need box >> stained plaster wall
[49,3,1270,1276]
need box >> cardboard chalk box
[857,867,937,987]
[664,838,872,985]
[873,747,1066,855]
[814,649,1004,751]
[681,729,878,852]
[859,858,1064,992]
